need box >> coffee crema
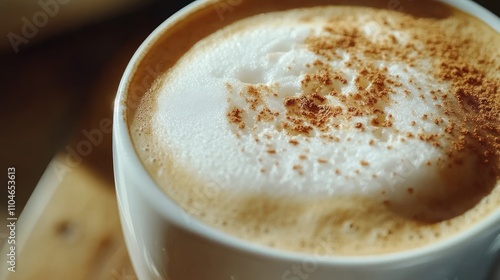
[128,0,500,256]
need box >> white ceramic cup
[113,0,500,279]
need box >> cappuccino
[128,0,500,255]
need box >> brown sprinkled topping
[267,149,276,154]
[227,108,245,129]
[223,9,499,179]
[293,164,304,175]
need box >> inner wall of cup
[119,0,500,262]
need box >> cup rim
[114,0,500,267]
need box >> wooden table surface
[0,1,499,280]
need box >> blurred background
[0,0,192,225]
[0,0,498,279]
[0,1,195,279]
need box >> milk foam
[146,11,465,198]
[131,5,500,255]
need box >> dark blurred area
[468,0,500,18]
[0,0,195,215]
[467,0,500,15]
[0,0,498,219]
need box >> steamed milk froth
[131,4,500,255]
